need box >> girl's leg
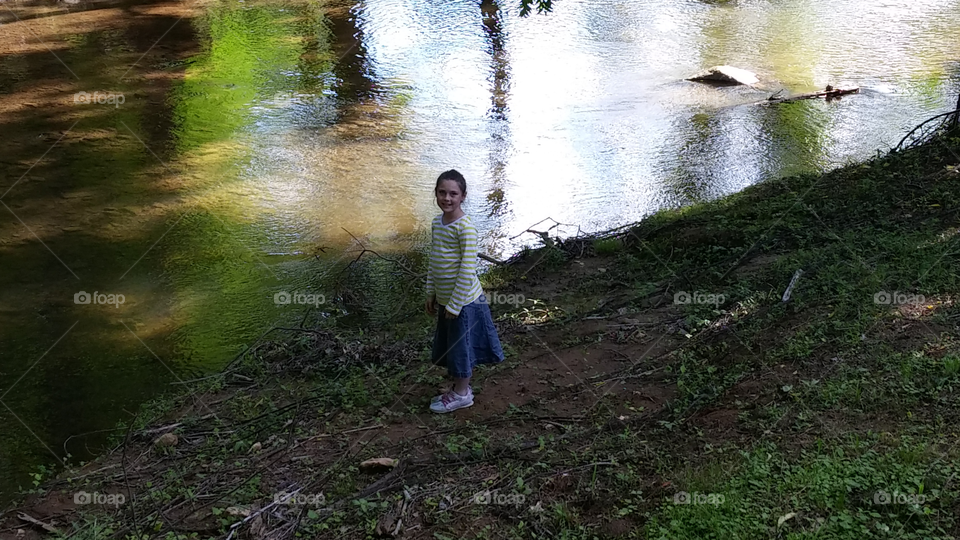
[430,304,474,412]
[453,376,471,396]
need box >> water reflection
[480,0,513,256]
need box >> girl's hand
[426,295,437,316]
[444,309,458,319]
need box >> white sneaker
[431,386,472,403]
[430,388,474,413]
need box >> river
[1,0,958,503]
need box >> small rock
[154,433,178,447]
[688,65,759,85]
[226,506,250,517]
[360,457,398,472]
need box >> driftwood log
[763,85,859,104]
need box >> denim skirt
[432,294,505,378]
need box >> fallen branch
[526,229,555,248]
[762,85,859,104]
[140,423,182,436]
[301,423,385,443]
[338,228,422,279]
[479,253,507,265]
[17,513,59,535]
[896,108,960,151]
[64,463,120,482]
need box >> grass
[593,238,624,256]
[647,436,958,539]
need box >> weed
[943,355,960,377]
[593,237,623,255]
[53,516,117,540]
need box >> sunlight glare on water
[240,0,959,253]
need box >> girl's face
[435,180,465,213]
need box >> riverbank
[6,0,960,515]
[3,124,960,538]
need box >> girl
[425,169,505,413]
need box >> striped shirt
[425,214,483,316]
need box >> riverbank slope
[3,126,960,539]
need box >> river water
[1,0,958,502]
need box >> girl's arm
[425,222,435,298]
[425,258,435,299]
[445,220,479,316]
[425,222,438,315]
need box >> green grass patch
[647,436,959,540]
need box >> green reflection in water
[759,101,832,177]
[160,0,337,370]
[170,1,331,152]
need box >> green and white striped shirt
[425,214,483,316]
